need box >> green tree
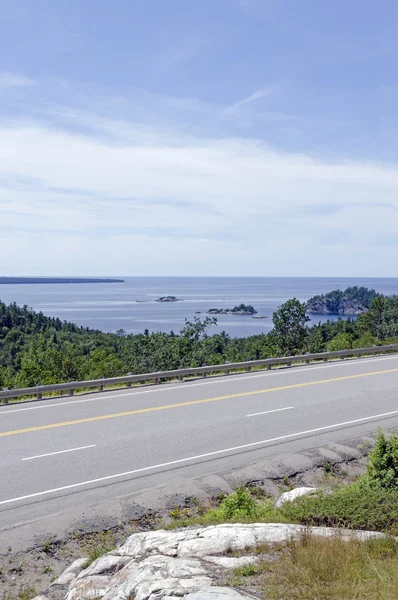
[272,298,310,356]
[326,332,353,351]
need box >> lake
[0,277,397,338]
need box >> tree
[272,298,310,356]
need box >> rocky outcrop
[306,298,367,315]
[207,305,257,316]
[42,523,391,600]
[156,296,183,302]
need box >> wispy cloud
[225,87,276,113]
[0,72,35,88]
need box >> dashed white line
[247,406,294,417]
[2,408,398,506]
[22,445,96,461]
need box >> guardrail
[1,343,398,405]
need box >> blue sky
[1,0,398,276]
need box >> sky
[1,0,398,277]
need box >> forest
[0,290,397,389]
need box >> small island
[207,303,257,315]
[155,296,184,303]
[0,277,124,285]
[306,286,380,315]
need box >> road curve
[1,354,398,539]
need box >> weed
[81,531,116,568]
[42,565,53,575]
[41,539,52,554]
[168,506,192,520]
[280,480,398,533]
[228,562,260,586]
[322,459,334,475]
[258,533,398,599]
[1,586,37,600]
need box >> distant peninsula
[0,277,124,285]
[306,286,380,315]
[207,303,257,315]
[155,296,183,302]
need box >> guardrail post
[36,385,42,400]
[126,373,132,388]
[246,366,251,372]
[2,388,8,405]
[202,366,207,378]
[154,378,159,384]
[98,377,104,392]
[267,364,272,370]
[323,357,328,362]
[224,362,230,375]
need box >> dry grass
[229,534,398,600]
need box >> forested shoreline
[1,288,398,390]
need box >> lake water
[1,277,398,338]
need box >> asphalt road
[1,354,398,540]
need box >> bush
[218,488,258,519]
[367,430,398,489]
[280,480,398,533]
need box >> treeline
[306,286,380,314]
[1,295,398,389]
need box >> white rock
[203,555,258,569]
[65,523,392,600]
[77,554,130,580]
[51,558,88,586]
[276,487,319,507]
[185,588,257,600]
[67,575,112,600]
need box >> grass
[81,530,117,568]
[281,480,398,534]
[227,534,398,600]
[1,587,37,600]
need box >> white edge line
[3,408,398,506]
[247,406,294,417]
[1,354,398,415]
[22,445,96,461]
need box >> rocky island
[155,296,183,302]
[306,286,380,315]
[207,303,257,315]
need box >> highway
[1,354,398,543]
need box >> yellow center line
[1,367,398,438]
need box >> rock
[185,588,256,600]
[61,523,393,600]
[276,487,319,507]
[203,556,258,569]
[155,296,183,303]
[76,555,130,580]
[207,305,257,316]
[52,558,88,586]
[68,575,113,600]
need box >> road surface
[1,353,398,541]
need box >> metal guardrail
[1,343,398,405]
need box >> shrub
[218,487,258,519]
[367,430,398,489]
[280,480,398,533]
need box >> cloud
[0,72,35,88]
[1,104,398,276]
[226,87,275,112]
